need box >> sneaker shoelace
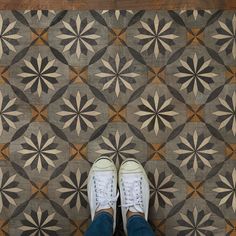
[93,174,119,211]
[120,177,144,212]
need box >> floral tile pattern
[0,9,235,236]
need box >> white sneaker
[118,158,150,235]
[87,156,119,232]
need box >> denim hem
[127,214,145,225]
[94,211,113,221]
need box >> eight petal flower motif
[18,130,61,173]
[0,90,22,136]
[180,10,211,20]
[213,91,236,136]
[135,91,178,136]
[19,207,61,236]
[96,130,139,166]
[95,53,139,97]
[174,130,217,173]
[0,14,22,59]
[213,168,236,212]
[57,14,100,59]
[135,14,178,59]
[175,207,217,236]
[149,169,177,212]
[212,14,236,59]
[174,53,217,96]
[0,168,22,213]
[57,168,87,211]
[24,10,55,20]
[57,91,100,136]
[18,54,61,97]
[101,10,133,20]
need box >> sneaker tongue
[122,174,144,214]
[94,171,115,213]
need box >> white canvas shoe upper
[87,156,118,232]
[119,158,150,235]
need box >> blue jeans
[84,212,155,236]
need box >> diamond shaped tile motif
[0,9,234,235]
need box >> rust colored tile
[31,29,48,45]
[0,144,9,160]
[187,28,203,45]
[108,106,126,122]
[32,106,47,121]
[150,144,165,160]
[0,220,8,236]
[32,182,48,198]
[225,67,236,83]
[187,105,203,122]
[226,220,236,236]
[225,144,236,160]
[72,219,89,236]
[109,29,126,45]
[187,181,203,198]
[0,67,8,84]
[69,67,88,84]
[70,144,87,160]
[148,67,165,84]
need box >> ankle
[127,210,144,219]
[96,207,113,217]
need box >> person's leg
[127,215,155,236]
[85,156,119,236]
[118,158,154,236]
[85,212,113,236]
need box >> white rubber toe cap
[92,156,116,171]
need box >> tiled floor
[0,10,235,235]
